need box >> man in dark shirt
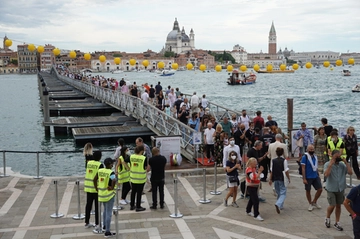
[178,105,189,125]
[234,123,246,157]
[155,81,162,96]
[321,118,333,136]
[245,121,255,146]
[265,115,278,128]
[148,147,167,209]
[259,127,275,181]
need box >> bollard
[33,152,43,179]
[347,157,356,188]
[210,163,221,195]
[113,205,119,239]
[170,177,183,218]
[73,180,85,220]
[50,180,64,218]
[93,200,103,234]
[113,184,123,210]
[0,151,9,177]
[199,168,211,204]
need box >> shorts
[305,177,322,191]
[227,175,239,187]
[327,190,345,206]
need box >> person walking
[343,184,360,239]
[245,157,265,221]
[115,146,131,205]
[301,145,323,211]
[269,147,290,214]
[93,157,116,237]
[84,151,102,229]
[343,126,360,180]
[324,150,352,231]
[224,151,241,208]
[129,145,147,212]
[148,147,167,209]
[314,127,327,172]
[294,122,314,158]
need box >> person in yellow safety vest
[115,146,131,205]
[84,150,103,229]
[129,145,148,212]
[327,131,346,160]
[93,157,116,238]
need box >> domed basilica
[165,18,195,54]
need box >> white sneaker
[125,199,130,204]
[308,204,314,211]
[119,199,127,205]
[313,202,322,209]
[254,215,264,221]
[247,212,254,217]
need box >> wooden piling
[43,88,50,136]
[287,98,293,150]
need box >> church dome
[181,32,190,42]
[167,30,179,40]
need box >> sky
[1,0,360,54]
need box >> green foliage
[113,53,122,57]
[10,59,18,65]
[164,51,175,57]
[210,51,235,64]
[285,57,297,64]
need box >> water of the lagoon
[0,65,359,176]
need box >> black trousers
[206,144,214,159]
[130,183,145,208]
[121,181,131,199]
[246,186,259,217]
[259,157,270,180]
[151,179,165,207]
[85,192,99,225]
[347,153,360,178]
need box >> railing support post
[0,151,9,177]
[50,180,64,218]
[73,180,85,220]
[199,168,211,204]
[33,152,43,179]
[170,176,183,218]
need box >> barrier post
[170,177,183,218]
[73,180,85,220]
[210,163,221,195]
[50,180,64,218]
[0,151,9,177]
[199,168,211,204]
[33,152,43,179]
[113,185,123,210]
[347,156,356,188]
[93,200,103,234]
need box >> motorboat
[112,70,123,74]
[159,70,175,76]
[343,69,351,76]
[352,84,360,92]
[227,70,256,85]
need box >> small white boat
[352,84,360,92]
[112,70,123,74]
[159,70,175,76]
[343,69,351,76]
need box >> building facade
[340,52,360,65]
[231,44,247,65]
[288,51,340,65]
[17,44,38,73]
[165,18,195,54]
[40,44,55,70]
[268,21,277,54]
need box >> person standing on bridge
[190,92,199,114]
[155,81,162,98]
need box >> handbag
[296,138,303,147]
[228,175,238,183]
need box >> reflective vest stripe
[129,154,147,184]
[328,138,347,159]
[118,156,130,183]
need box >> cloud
[1,0,359,53]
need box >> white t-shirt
[201,98,208,108]
[238,115,250,130]
[141,92,149,103]
[204,128,215,144]
[180,102,190,110]
[191,95,199,107]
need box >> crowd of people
[58,65,359,238]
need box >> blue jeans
[102,196,115,233]
[274,181,287,209]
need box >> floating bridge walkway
[43,67,243,162]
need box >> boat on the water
[257,69,295,73]
[352,84,360,92]
[343,69,351,76]
[159,70,175,76]
[227,70,257,85]
[112,70,123,74]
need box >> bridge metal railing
[51,69,198,160]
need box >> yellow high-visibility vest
[129,154,147,184]
[97,168,115,202]
[84,160,101,193]
[118,156,130,183]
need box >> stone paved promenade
[0,160,357,239]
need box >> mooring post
[43,88,50,136]
[287,98,293,152]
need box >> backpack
[297,156,307,175]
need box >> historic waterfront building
[17,44,38,73]
[231,44,248,65]
[288,51,340,65]
[268,21,276,55]
[165,18,195,54]
[40,44,55,70]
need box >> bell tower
[268,21,276,54]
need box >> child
[223,132,229,146]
